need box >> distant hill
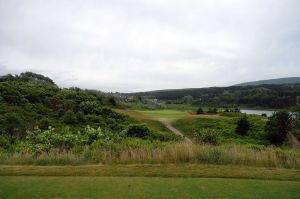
[234,77,300,86]
[124,83,300,109]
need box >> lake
[240,109,275,117]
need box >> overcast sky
[0,0,299,92]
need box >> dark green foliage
[0,72,175,152]
[39,118,51,130]
[0,135,10,149]
[265,111,295,146]
[208,108,218,114]
[196,107,204,114]
[236,117,251,135]
[1,113,25,139]
[109,96,117,106]
[19,72,55,84]
[126,124,150,139]
[0,72,141,151]
[63,110,77,124]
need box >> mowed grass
[135,109,189,120]
[1,176,300,199]
[115,109,189,138]
[115,109,179,138]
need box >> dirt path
[288,132,300,149]
[157,118,193,143]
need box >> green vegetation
[125,84,300,109]
[0,72,180,154]
[236,117,252,136]
[266,110,295,146]
[1,143,299,168]
[173,113,267,145]
[235,77,300,86]
[1,176,300,199]
[1,72,300,198]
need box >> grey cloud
[0,0,299,92]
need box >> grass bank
[0,164,300,181]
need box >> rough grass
[1,143,299,169]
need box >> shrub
[236,117,251,135]
[39,118,51,130]
[2,113,25,139]
[196,107,204,114]
[207,108,218,114]
[0,135,10,149]
[265,110,295,146]
[194,129,219,145]
[63,110,77,124]
[126,124,150,139]
[84,126,104,145]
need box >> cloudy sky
[0,0,299,92]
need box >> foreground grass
[1,164,299,181]
[1,176,300,199]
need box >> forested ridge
[128,84,300,108]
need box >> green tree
[2,113,25,139]
[126,124,150,139]
[196,107,204,114]
[109,97,117,106]
[63,110,77,124]
[208,108,218,114]
[236,117,251,135]
[182,95,193,104]
[265,110,295,146]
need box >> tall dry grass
[1,143,299,168]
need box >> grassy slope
[115,109,187,136]
[173,113,267,144]
[1,176,300,199]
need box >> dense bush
[207,108,218,114]
[236,117,251,135]
[265,110,295,146]
[126,124,151,139]
[0,72,144,152]
[196,107,204,114]
[63,110,77,124]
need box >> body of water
[240,109,275,117]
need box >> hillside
[0,72,179,154]
[234,77,300,86]
[124,84,300,108]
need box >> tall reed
[0,143,299,168]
